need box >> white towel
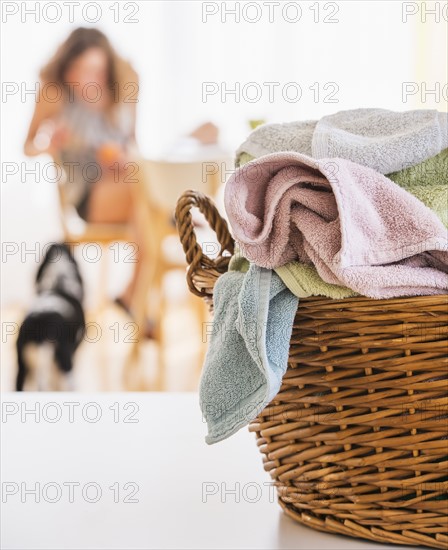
[236,108,448,174]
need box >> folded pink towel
[224,153,448,298]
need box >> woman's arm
[23,85,63,157]
[117,62,139,146]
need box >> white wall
[3,1,431,159]
[1,0,446,307]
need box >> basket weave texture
[175,190,448,549]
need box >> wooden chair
[57,182,133,310]
[57,177,150,391]
[129,157,230,389]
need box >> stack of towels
[200,108,448,444]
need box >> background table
[1,393,420,550]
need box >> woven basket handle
[175,190,235,299]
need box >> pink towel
[224,153,448,298]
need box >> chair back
[139,158,229,214]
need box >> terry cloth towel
[392,183,447,228]
[385,147,448,186]
[387,149,448,227]
[236,120,316,166]
[239,149,448,228]
[225,152,448,299]
[229,250,359,299]
[200,265,298,444]
[235,150,447,298]
[235,109,448,173]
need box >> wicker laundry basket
[175,190,448,550]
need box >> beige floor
[1,270,208,392]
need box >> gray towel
[236,119,316,163]
[236,108,448,174]
[200,265,298,444]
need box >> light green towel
[387,149,448,227]
[387,148,447,186]
[275,263,359,299]
[237,151,256,167]
[230,248,359,299]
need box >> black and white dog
[16,243,85,391]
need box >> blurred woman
[24,28,149,329]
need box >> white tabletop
[1,393,419,550]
